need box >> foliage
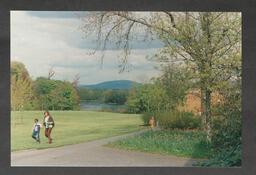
[141,111,158,124]
[11,62,37,111]
[211,106,241,150]
[11,111,143,152]
[103,89,128,104]
[33,77,57,95]
[49,80,80,110]
[210,117,223,131]
[194,145,241,167]
[33,77,57,110]
[106,130,213,159]
[11,63,80,111]
[11,61,30,80]
[125,83,169,113]
[157,110,201,130]
[79,88,104,101]
[157,63,192,110]
[11,74,35,111]
[211,81,241,149]
[79,88,128,105]
[78,12,242,166]
[154,12,241,135]
[79,12,241,139]
[195,83,242,167]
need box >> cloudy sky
[11,11,163,85]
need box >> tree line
[79,88,128,105]
[11,61,80,111]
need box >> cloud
[27,11,79,19]
[11,11,162,85]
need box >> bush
[211,112,241,151]
[141,111,157,124]
[158,110,201,130]
[195,88,242,167]
[211,116,223,131]
[194,145,241,167]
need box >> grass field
[105,130,213,159]
[11,111,143,152]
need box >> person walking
[32,118,42,144]
[149,116,155,131]
[43,110,55,144]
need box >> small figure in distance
[149,116,155,131]
[32,118,42,144]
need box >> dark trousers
[32,131,40,143]
[45,127,53,143]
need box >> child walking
[32,118,42,144]
[149,116,155,131]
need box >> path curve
[11,130,199,167]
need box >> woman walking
[43,110,55,144]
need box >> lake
[80,101,126,111]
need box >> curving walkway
[11,130,199,167]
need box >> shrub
[195,87,242,167]
[194,145,241,167]
[211,112,241,151]
[141,111,157,124]
[158,110,201,130]
[211,116,223,131]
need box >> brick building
[178,88,222,116]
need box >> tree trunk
[201,87,206,131]
[205,89,212,141]
[200,87,212,141]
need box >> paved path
[11,130,199,167]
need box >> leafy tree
[103,90,127,104]
[157,63,192,110]
[11,61,80,111]
[103,89,113,103]
[79,12,241,140]
[10,61,36,111]
[11,61,30,80]
[79,88,104,101]
[11,74,34,111]
[33,77,57,110]
[92,89,104,101]
[48,80,80,110]
[153,12,241,139]
[79,88,92,101]
[125,83,168,114]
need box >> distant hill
[78,80,141,90]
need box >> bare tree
[72,74,80,88]
[48,67,55,80]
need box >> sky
[11,11,163,85]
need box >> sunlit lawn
[105,129,213,159]
[11,111,143,152]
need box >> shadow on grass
[186,139,213,167]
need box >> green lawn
[11,111,143,152]
[105,130,213,159]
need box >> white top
[44,116,53,128]
[44,116,49,123]
[33,123,42,132]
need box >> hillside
[78,80,141,90]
